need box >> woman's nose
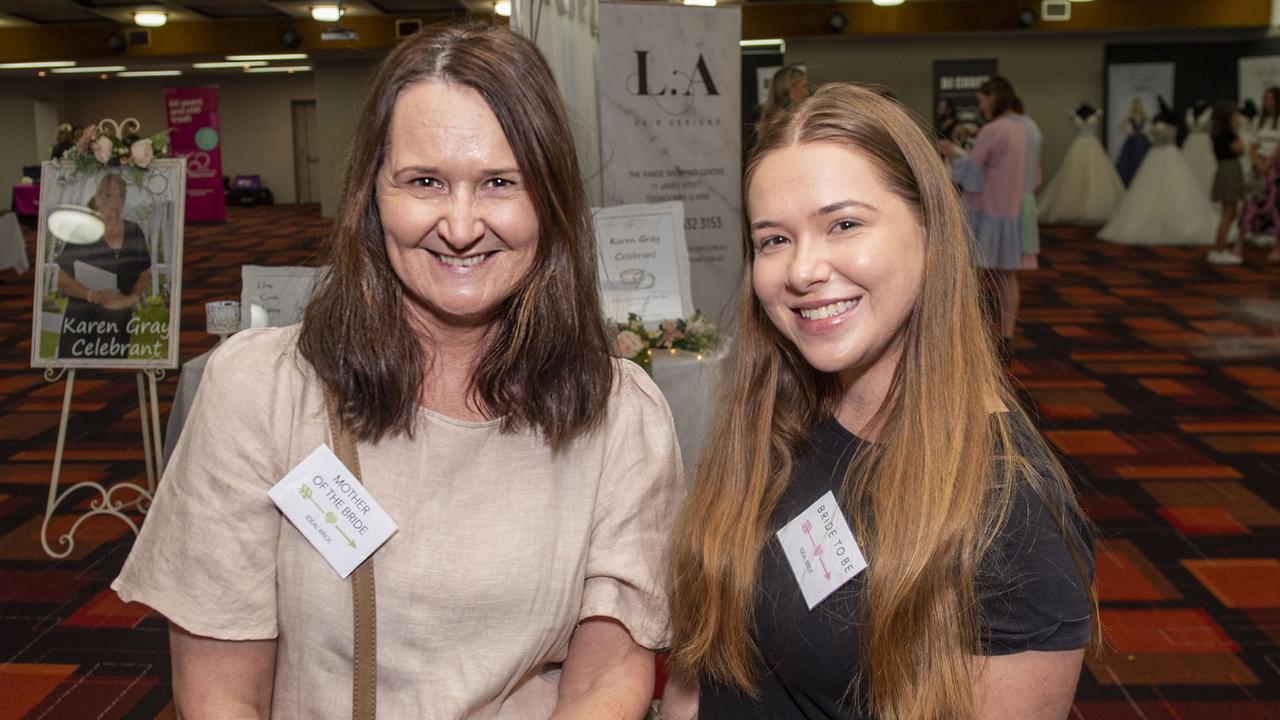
[786,239,832,292]
[437,195,485,250]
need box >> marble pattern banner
[598,3,742,325]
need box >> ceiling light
[0,61,76,69]
[133,10,168,27]
[683,0,716,6]
[245,65,313,74]
[872,0,905,5]
[740,38,784,48]
[51,66,127,74]
[225,53,309,62]
[118,70,182,77]
[494,1,511,16]
[311,4,343,22]
[193,61,267,68]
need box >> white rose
[92,136,114,164]
[616,330,644,357]
[130,139,153,169]
[685,317,707,335]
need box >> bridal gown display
[1097,121,1217,246]
[1181,105,1217,197]
[1038,108,1125,225]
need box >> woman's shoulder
[608,358,673,419]
[203,325,310,390]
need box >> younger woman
[665,83,1095,720]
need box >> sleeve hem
[111,579,279,642]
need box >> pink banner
[164,86,226,223]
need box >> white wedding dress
[1038,109,1125,225]
[1181,106,1217,198]
[1098,122,1217,246]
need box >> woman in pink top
[942,77,1028,358]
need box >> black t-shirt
[1213,129,1240,161]
[699,417,1094,719]
[55,220,150,296]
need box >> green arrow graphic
[335,526,357,549]
[299,484,355,548]
[299,484,326,515]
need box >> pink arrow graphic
[802,520,831,578]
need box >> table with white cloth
[163,346,727,472]
[0,212,29,275]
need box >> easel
[40,365,165,559]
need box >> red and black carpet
[0,208,1277,719]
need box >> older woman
[664,84,1094,720]
[55,171,151,359]
[113,24,682,719]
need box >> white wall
[314,57,381,217]
[787,33,1108,182]
[0,93,39,210]
[63,73,316,204]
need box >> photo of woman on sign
[54,172,152,360]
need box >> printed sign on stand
[165,86,226,223]
[594,202,694,324]
[239,265,322,330]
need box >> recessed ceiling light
[193,61,268,68]
[118,70,182,77]
[494,1,511,16]
[0,61,76,69]
[245,65,313,74]
[134,10,167,27]
[311,4,343,22]
[872,0,905,5]
[682,0,716,6]
[51,66,127,74]
[225,53,309,62]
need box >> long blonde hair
[669,83,1095,719]
[761,64,808,126]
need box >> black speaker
[827,10,847,33]
[281,27,301,48]
[1016,7,1036,28]
[106,31,126,53]
[396,19,422,38]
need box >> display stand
[39,366,165,559]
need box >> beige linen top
[112,326,684,719]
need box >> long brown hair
[761,64,808,126]
[978,75,1017,119]
[298,22,613,447]
[669,83,1095,719]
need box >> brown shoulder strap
[326,396,377,720]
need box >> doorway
[291,100,321,204]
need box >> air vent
[127,28,151,46]
[1041,0,1071,21]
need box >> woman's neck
[834,348,901,441]
[407,303,494,421]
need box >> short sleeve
[979,471,1095,655]
[55,241,84,276]
[111,328,302,640]
[578,360,686,650]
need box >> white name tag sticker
[268,444,398,579]
[775,490,867,610]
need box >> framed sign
[594,201,694,324]
[30,159,186,368]
[239,265,321,329]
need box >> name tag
[268,444,398,578]
[775,490,867,610]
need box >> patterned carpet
[0,208,1277,719]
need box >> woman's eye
[834,219,861,232]
[486,178,515,189]
[757,235,788,250]
[411,177,440,188]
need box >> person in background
[1207,101,1246,265]
[1241,87,1280,263]
[51,123,76,160]
[1011,96,1044,286]
[662,82,1095,720]
[935,97,959,141]
[1114,97,1152,186]
[113,23,682,719]
[941,76,1029,359]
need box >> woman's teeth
[799,299,856,320]
[436,252,490,268]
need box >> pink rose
[75,125,98,154]
[92,136,114,164]
[130,139,153,169]
[616,330,644,357]
[660,319,684,344]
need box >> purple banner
[164,86,225,223]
